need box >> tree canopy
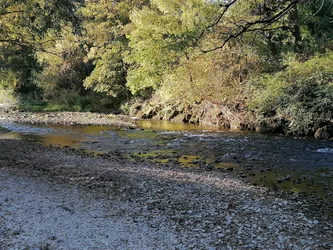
[1,0,332,133]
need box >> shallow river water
[1,120,332,204]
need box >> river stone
[314,125,333,140]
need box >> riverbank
[2,107,333,141]
[0,110,136,128]
[132,100,333,140]
[0,133,332,249]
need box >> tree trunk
[290,4,302,52]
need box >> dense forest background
[1,0,333,136]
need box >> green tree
[126,0,218,94]
[0,0,78,96]
[0,0,77,51]
[79,0,149,99]
[33,24,89,100]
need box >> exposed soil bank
[0,110,136,129]
[0,138,332,249]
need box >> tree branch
[207,0,238,29]
[0,39,62,58]
[0,10,29,16]
[198,0,301,53]
[193,0,237,47]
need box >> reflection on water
[138,120,219,131]
[0,123,54,134]
[36,134,83,148]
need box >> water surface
[1,120,332,201]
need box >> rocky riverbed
[0,134,332,249]
[0,111,333,249]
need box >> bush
[0,70,18,108]
[247,52,333,134]
[155,45,260,106]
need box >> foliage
[0,0,77,47]
[79,0,148,99]
[298,0,333,52]
[126,0,218,93]
[1,0,333,135]
[0,0,79,105]
[0,69,18,90]
[19,89,120,112]
[158,44,260,104]
[247,52,333,133]
[0,69,18,106]
[33,24,89,100]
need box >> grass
[17,93,118,113]
[19,102,64,112]
[18,97,82,112]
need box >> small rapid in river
[1,120,332,206]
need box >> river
[1,120,332,206]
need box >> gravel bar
[0,111,136,128]
[0,139,332,249]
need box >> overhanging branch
[0,39,62,58]
[197,0,302,53]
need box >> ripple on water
[315,148,333,153]
[183,133,250,143]
[0,123,54,134]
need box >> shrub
[247,52,333,134]
[0,70,18,107]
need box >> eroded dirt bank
[0,138,332,249]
